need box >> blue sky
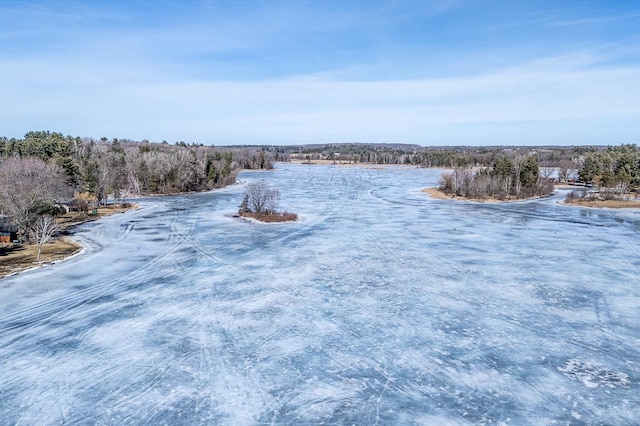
[1,0,639,145]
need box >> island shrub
[238,182,297,222]
[239,211,298,223]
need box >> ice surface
[1,163,639,424]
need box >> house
[0,217,17,243]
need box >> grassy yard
[0,203,137,280]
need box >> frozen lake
[1,163,639,424]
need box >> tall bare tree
[29,215,59,260]
[245,182,280,214]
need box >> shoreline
[423,186,640,208]
[421,187,550,203]
[0,238,84,280]
[563,199,640,209]
[1,181,249,281]
[236,211,298,223]
[0,203,138,280]
[286,159,417,169]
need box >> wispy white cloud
[550,11,640,27]
[2,47,638,144]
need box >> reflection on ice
[1,163,639,424]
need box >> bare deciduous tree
[244,182,280,214]
[557,159,577,183]
[540,166,555,181]
[29,215,59,260]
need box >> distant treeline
[279,143,640,188]
[281,143,595,169]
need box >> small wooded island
[434,155,554,201]
[237,182,298,223]
[425,146,640,208]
